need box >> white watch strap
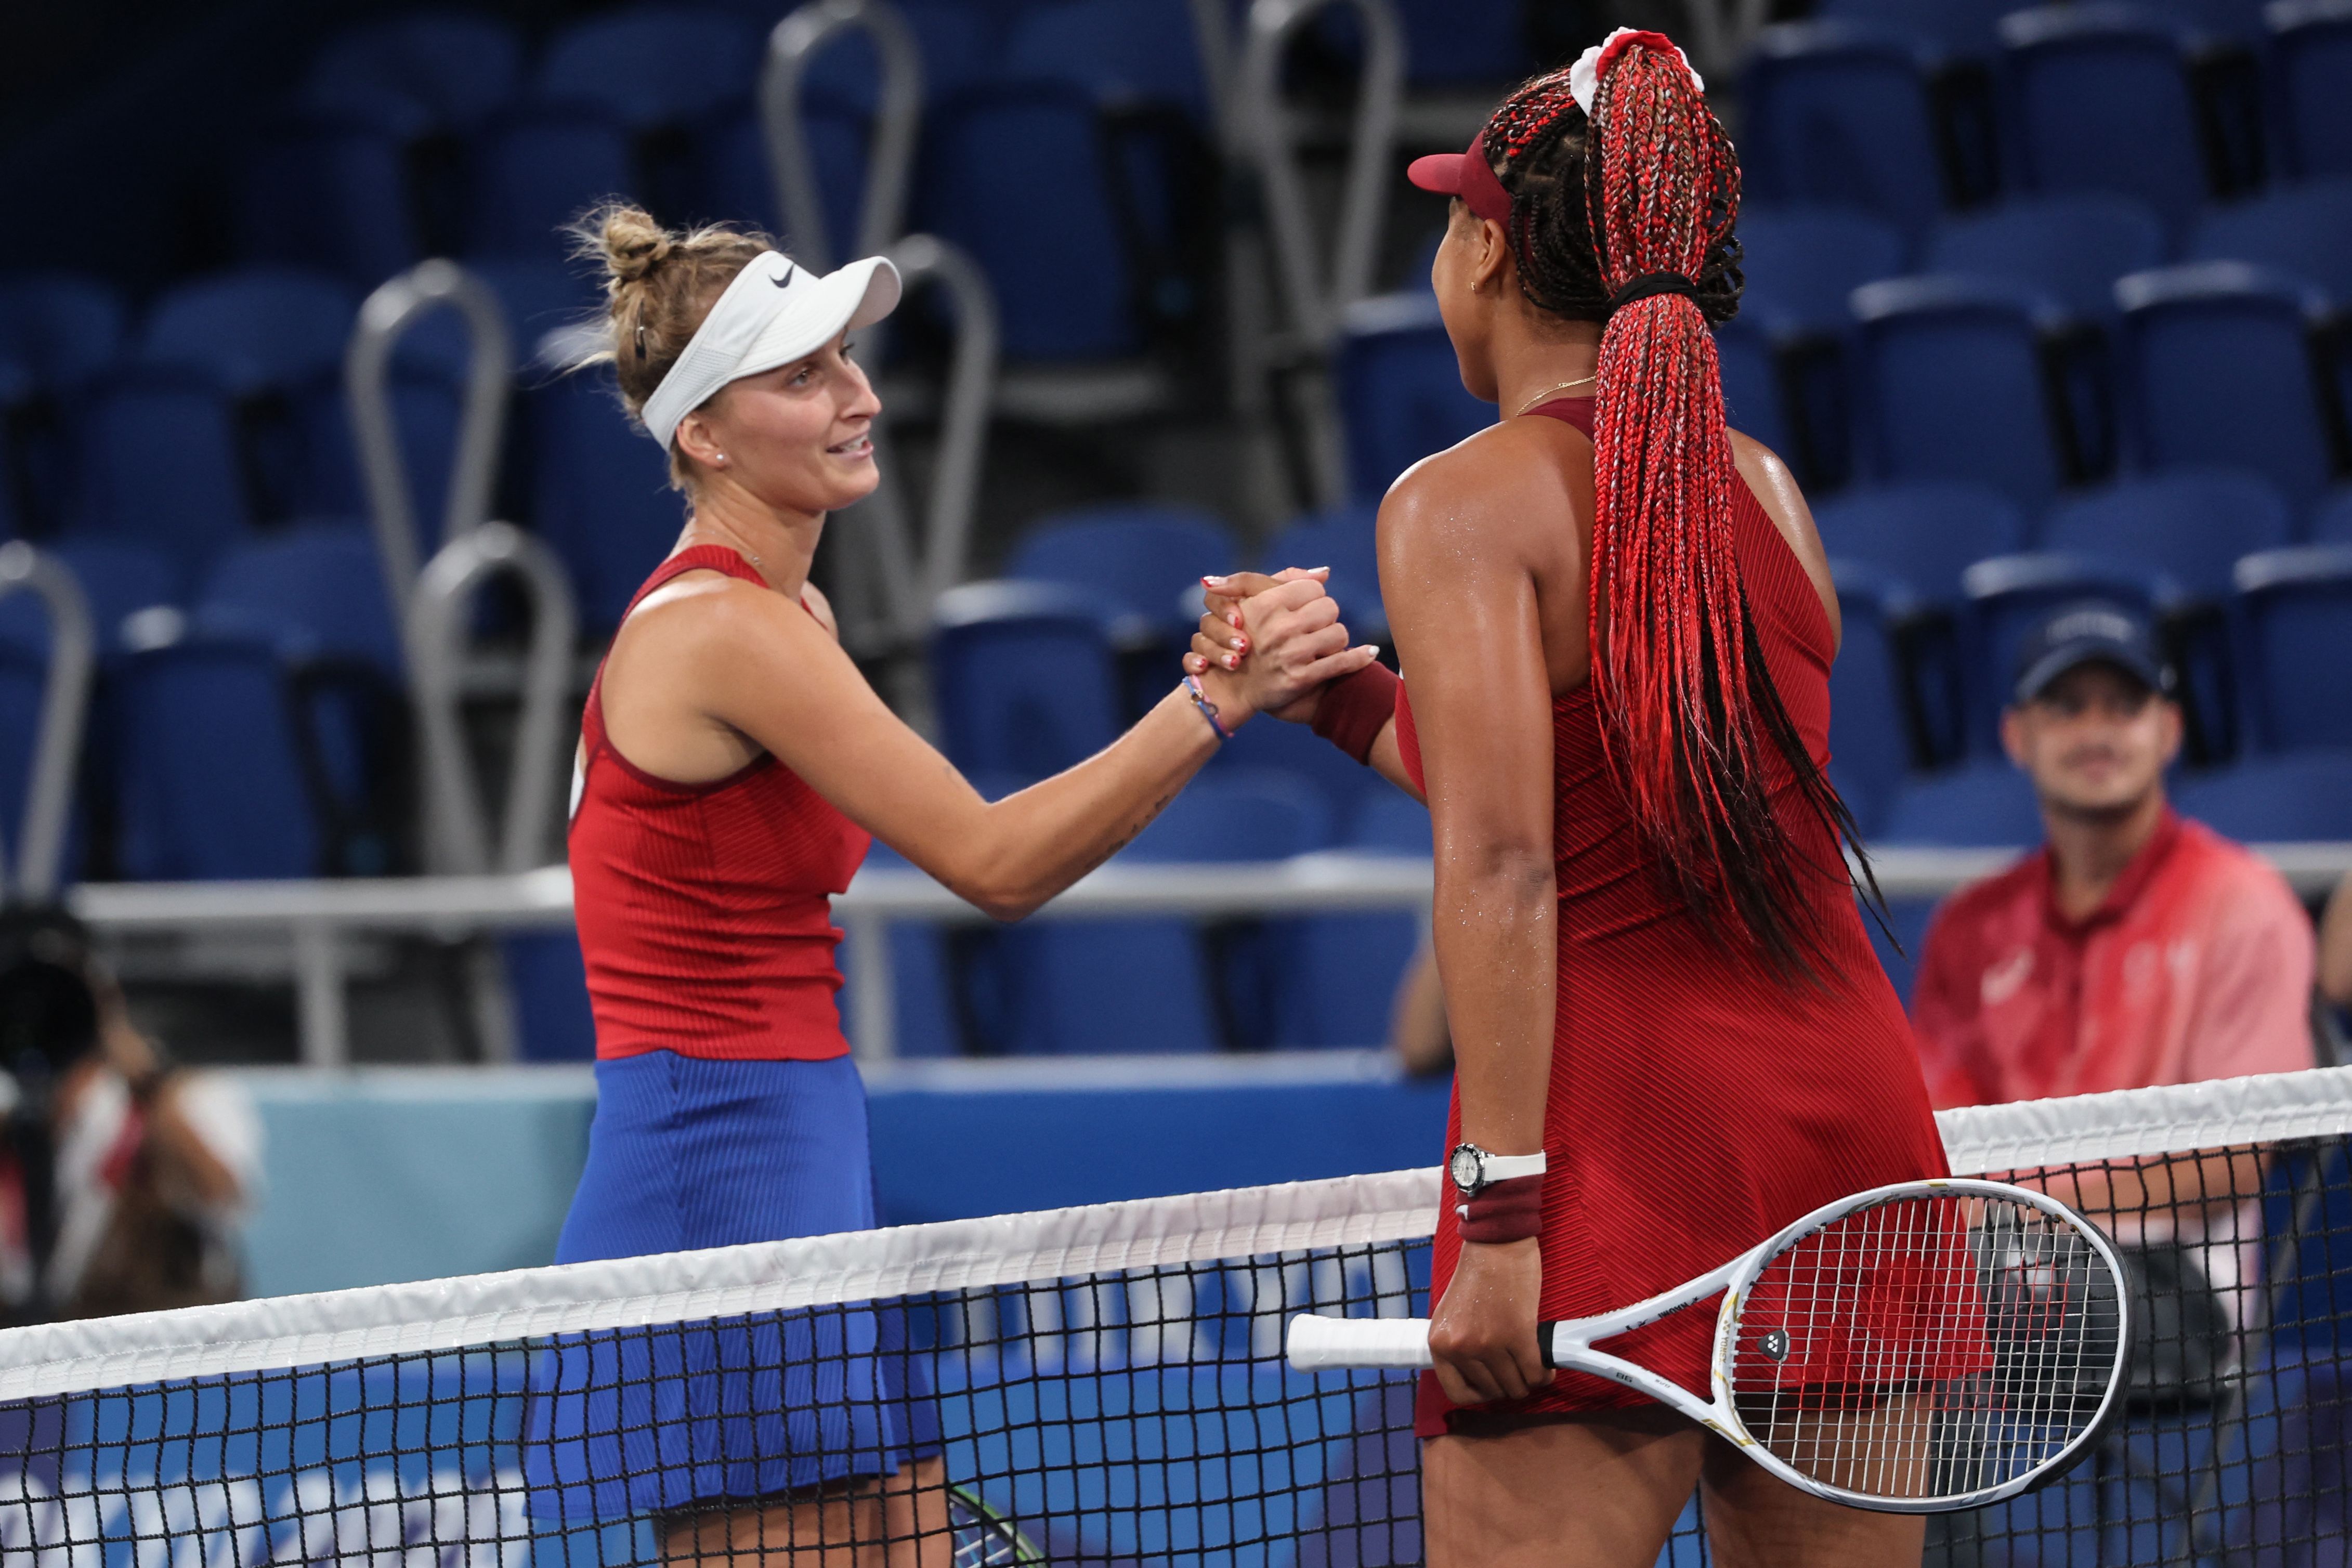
[1483,1150,1547,1182]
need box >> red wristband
[1456,1173,1545,1244]
[1310,661,1401,764]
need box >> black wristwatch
[1447,1142,1548,1198]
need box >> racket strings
[1725,1193,2123,1504]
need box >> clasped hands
[1180,567,1378,726]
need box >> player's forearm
[953,685,1230,920]
[1433,851,1557,1156]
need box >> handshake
[1177,567,1383,730]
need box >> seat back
[1741,25,1949,237]
[526,371,683,633]
[1003,505,1238,632]
[2174,750,2352,838]
[930,581,1121,777]
[1880,757,2044,845]
[139,267,356,398]
[1263,502,1382,632]
[1812,481,2027,600]
[236,114,424,285]
[2119,264,2340,506]
[193,521,403,673]
[115,641,322,880]
[2271,3,2352,178]
[1828,564,1925,834]
[71,371,255,591]
[2311,489,2352,545]
[2235,544,2352,750]
[303,12,524,129]
[1334,293,1492,502]
[1002,0,1210,120]
[1999,7,2211,235]
[533,6,757,128]
[1852,277,2073,507]
[464,110,639,262]
[1926,193,2166,321]
[2189,178,2352,300]
[1738,207,1908,331]
[0,275,127,395]
[1819,0,2018,56]
[2041,470,2292,596]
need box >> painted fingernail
[1224,655,1239,669]
[1202,574,1229,586]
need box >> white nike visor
[638,251,901,452]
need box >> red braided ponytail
[1580,40,1862,973]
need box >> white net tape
[0,1065,2346,1403]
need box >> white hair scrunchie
[1569,28,1704,116]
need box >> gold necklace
[1512,375,1597,417]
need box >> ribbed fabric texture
[1404,398,1948,1433]
[569,546,870,1062]
[554,1052,878,1263]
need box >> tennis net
[0,1066,2346,1565]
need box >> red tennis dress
[569,545,869,1063]
[1403,398,1949,1434]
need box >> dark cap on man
[2011,599,2174,707]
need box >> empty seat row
[1742,1,2350,238]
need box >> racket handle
[1286,1314,1433,1369]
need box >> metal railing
[65,844,2352,1067]
[0,543,94,903]
[762,0,924,270]
[345,260,514,628]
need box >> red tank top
[568,546,869,1062]
[1399,398,1949,1431]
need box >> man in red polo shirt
[1912,602,2315,1107]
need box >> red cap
[1407,130,1511,226]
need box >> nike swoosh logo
[772,263,796,288]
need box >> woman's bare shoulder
[1381,417,1585,554]
[1727,428,1840,649]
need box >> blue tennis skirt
[523,1051,940,1522]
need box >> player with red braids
[1193,32,1945,1565]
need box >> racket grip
[1286,1314,1433,1370]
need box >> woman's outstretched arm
[624,571,1376,921]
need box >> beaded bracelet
[1182,675,1232,741]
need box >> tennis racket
[1287,1178,2129,1513]
[947,1484,1043,1566]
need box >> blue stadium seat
[1262,502,1382,635]
[1712,314,1815,479]
[1819,0,2017,56]
[68,370,254,590]
[2188,178,2352,299]
[1997,6,2213,237]
[1001,0,1210,120]
[0,275,127,535]
[504,931,599,1061]
[1741,24,1951,237]
[699,104,862,257]
[2041,470,2292,595]
[1963,557,2176,750]
[1850,277,2081,508]
[0,275,126,394]
[1926,194,2167,322]
[2173,750,2352,838]
[2117,263,2341,506]
[234,110,426,285]
[1206,705,1376,848]
[929,580,1121,778]
[303,12,524,130]
[2234,544,2352,750]
[1283,788,1430,1050]
[1737,207,1909,331]
[1003,504,1239,636]
[2270,0,2352,179]
[1865,893,1939,1007]
[989,773,1329,1054]
[1390,0,1538,85]
[916,83,1154,363]
[1879,758,2045,845]
[25,541,177,659]
[833,841,964,1059]
[191,521,401,673]
[464,110,639,262]
[1334,292,1490,502]
[1811,482,2028,602]
[139,267,355,400]
[533,6,759,127]
[1828,563,1929,835]
[2311,490,2352,545]
[525,370,683,633]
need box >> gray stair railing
[763,0,924,270]
[407,524,579,879]
[346,259,514,626]
[0,543,94,902]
